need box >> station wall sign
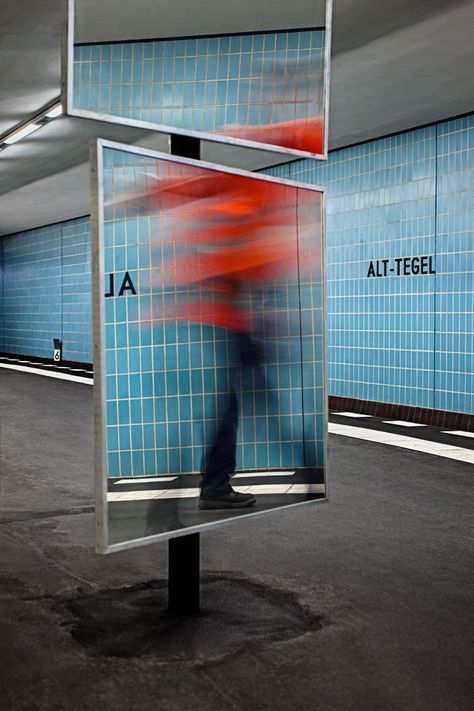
[367,256,436,278]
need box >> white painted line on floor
[0,357,91,374]
[113,473,295,486]
[443,430,474,439]
[235,484,293,494]
[233,470,295,478]
[159,489,198,499]
[239,484,325,495]
[0,362,93,385]
[107,482,325,502]
[113,477,178,485]
[333,412,373,418]
[108,488,199,502]
[288,484,325,494]
[383,420,427,427]
[329,422,474,465]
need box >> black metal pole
[167,133,201,614]
[168,532,200,613]
[170,133,201,160]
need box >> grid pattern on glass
[435,115,474,415]
[74,29,325,155]
[266,127,438,408]
[100,147,324,478]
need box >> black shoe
[199,489,257,510]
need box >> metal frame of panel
[65,0,332,160]
[91,138,328,553]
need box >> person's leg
[199,389,256,508]
[200,390,238,495]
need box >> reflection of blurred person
[130,167,315,508]
[220,50,325,155]
[222,115,324,155]
[199,328,259,509]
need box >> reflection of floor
[108,493,325,546]
[108,469,325,500]
[107,469,325,545]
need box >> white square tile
[383,420,427,427]
[333,412,372,418]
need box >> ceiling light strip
[0,99,63,150]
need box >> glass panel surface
[68,0,332,159]
[93,141,326,551]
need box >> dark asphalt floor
[0,369,473,711]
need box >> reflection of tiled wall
[101,147,324,477]
[0,217,91,362]
[265,116,473,414]
[73,30,325,132]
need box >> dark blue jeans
[200,332,262,497]
[200,390,238,496]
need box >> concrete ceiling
[74,0,327,43]
[1,0,473,236]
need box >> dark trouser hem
[200,389,238,493]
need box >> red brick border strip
[329,396,474,432]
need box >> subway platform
[0,368,473,711]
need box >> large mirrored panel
[92,140,327,552]
[67,0,332,159]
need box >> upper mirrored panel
[66,0,332,159]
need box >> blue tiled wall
[2,223,63,358]
[265,115,474,414]
[61,218,92,361]
[435,117,474,415]
[1,115,472,414]
[0,217,92,362]
[0,240,3,350]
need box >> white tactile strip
[113,472,296,487]
[332,411,373,418]
[107,483,325,502]
[233,470,295,478]
[383,420,427,427]
[0,362,93,385]
[114,477,178,485]
[328,423,474,465]
[0,356,91,374]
